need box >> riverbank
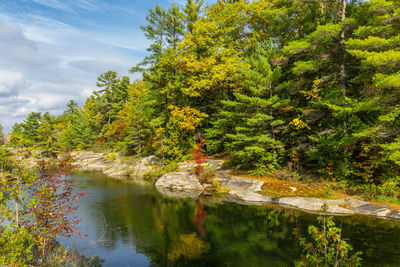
[154,166,400,220]
[7,147,400,221]
[69,150,400,221]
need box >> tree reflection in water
[70,172,400,266]
[192,201,209,238]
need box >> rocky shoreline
[71,151,160,179]
[155,169,400,220]
[70,151,400,221]
[9,148,400,221]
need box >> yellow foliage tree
[163,105,208,159]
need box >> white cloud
[0,14,141,132]
[31,0,103,14]
[32,0,75,13]
[22,15,77,44]
[71,0,102,12]
[0,70,23,95]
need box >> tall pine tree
[210,44,288,175]
[183,0,204,33]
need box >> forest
[6,0,400,197]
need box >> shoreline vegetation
[0,147,103,266]
[6,147,400,221]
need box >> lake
[60,171,400,266]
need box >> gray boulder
[155,172,204,193]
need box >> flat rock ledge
[155,173,400,221]
[71,151,159,179]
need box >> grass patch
[257,177,327,198]
[230,170,348,199]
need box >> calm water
[60,172,400,266]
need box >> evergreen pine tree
[217,44,288,175]
[36,112,57,152]
[165,3,185,49]
[345,0,400,177]
[183,0,204,33]
[135,5,168,68]
[21,112,41,146]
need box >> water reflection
[63,172,400,267]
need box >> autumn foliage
[0,149,89,266]
[191,138,207,176]
[27,156,88,259]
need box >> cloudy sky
[0,0,214,133]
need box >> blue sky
[0,0,214,132]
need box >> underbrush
[328,177,400,205]
[142,162,179,182]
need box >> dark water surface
[60,172,400,266]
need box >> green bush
[0,227,35,266]
[377,178,400,198]
[299,206,362,266]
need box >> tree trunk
[340,0,347,133]
[339,0,346,95]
